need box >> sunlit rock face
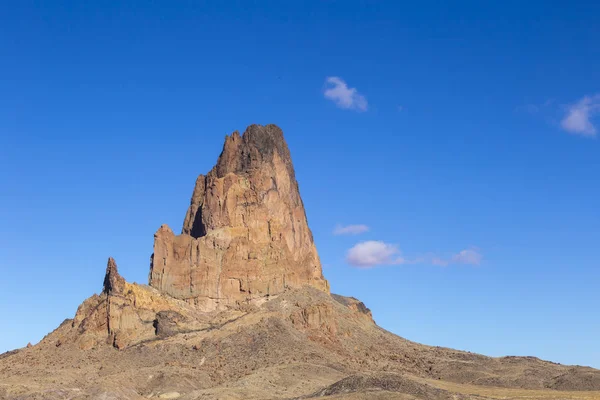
[72,258,207,350]
[149,124,329,311]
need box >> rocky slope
[2,264,599,399]
[1,124,599,400]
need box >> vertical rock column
[149,124,329,311]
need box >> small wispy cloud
[431,248,483,267]
[346,241,404,267]
[324,77,368,112]
[346,242,482,268]
[560,94,600,137]
[333,224,370,236]
[452,248,483,265]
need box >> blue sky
[1,1,599,367]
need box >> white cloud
[346,242,482,268]
[346,241,404,268]
[451,248,482,265]
[560,94,600,137]
[431,256,450,267]
[333,224,370,235]
[324,77,368,112]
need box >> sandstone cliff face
[149,124,329,311]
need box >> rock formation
[3,123,600,400]
[72,258,208,350]
[103,257,125,295]
[149,124,329,311]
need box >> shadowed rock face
[103,257,125,295]
[149,124,329,311]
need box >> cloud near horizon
[346,241,482,268]
[333,224,370,235]
[560,94,600,137]
[324,77,368,111]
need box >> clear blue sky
[1,1,599,367]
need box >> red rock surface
[149,124,329,311]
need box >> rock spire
[149,124,329,311]
[103,257,125,295]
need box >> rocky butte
[2,124,600,400]
[149,124,329,311]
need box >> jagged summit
[102,257,124,295]
[182,124,297,238]
[212,124,295,178]
[149,124,329,311]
